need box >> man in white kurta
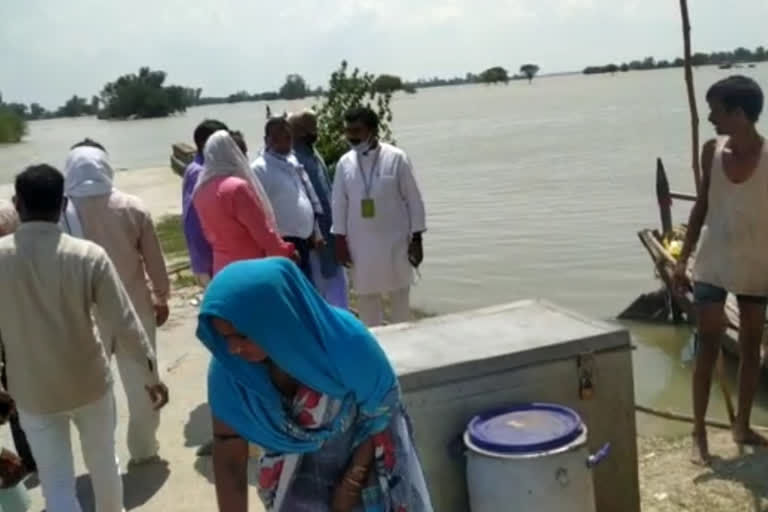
[331,107,426,327]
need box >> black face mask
[305,133,318,146]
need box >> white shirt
[252,151,316,239]
[331,143,426,295]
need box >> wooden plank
[656,158,673,236]
[670,191,697,202]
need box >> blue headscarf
[197,257,398,453]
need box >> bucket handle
[586,442,611,469]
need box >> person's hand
[331,480,362,512]
[154,303,170,327]
[334,235,352,267]
[313,236,327,250]
[145,382,169,410]
[672,260,690,293]
[0,449,26,489]
[408,236,424,268]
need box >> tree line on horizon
[583,45,767,75]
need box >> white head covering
[60,146,115,238]
[195,130,277,227]
[63,146,115,198]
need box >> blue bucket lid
[466,403,584,455]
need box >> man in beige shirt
[61,140,170,464]
[0,164,168,512]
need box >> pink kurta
[193,176,294,275]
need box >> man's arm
[92,249,159,385]
[679,139,716,265]
[397,153,427,234]
[139,210,171,306]
[330,166,348,236]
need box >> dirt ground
[639,430,768,512]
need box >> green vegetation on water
[0,93,27,143]
[583,45,768,75]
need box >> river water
[2,66,768,434]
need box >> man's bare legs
[732,299,767,445]
[692,302,726,465]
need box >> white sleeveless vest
[694,136,768,295]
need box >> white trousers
[112,305,160,462]
[18,390,123,512]
[357,287,411,327]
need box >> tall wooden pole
[680,0,702,195]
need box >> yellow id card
[361,198,376,218]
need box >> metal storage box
[375,299,639,512]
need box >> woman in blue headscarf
[197,257,433,512]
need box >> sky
[1,0,767,109]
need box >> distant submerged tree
[55,95,91,117]
[519,64,540,83]
[0,93,27,143]
[373,74,404,93]
[29,103,47,120]
[100,67,194,119]
[478,66,509,85]
[279,74,309,100]
[315,60,395,168]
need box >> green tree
[315,61,395,169]
[279,74,309,100]
[478,66,509,85]
[56,95,90,117]
[519,64,540,83]
[29,103,47,120]
[100,67,192,119]
[0,108,27,143]
[373,74,404,93]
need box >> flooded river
[3,66,768,434]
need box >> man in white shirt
[0,164,168,512]
[331,107,426,327]
[252,117,322,279]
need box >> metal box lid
[374,299,630,392]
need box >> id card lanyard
[358,147,381,219]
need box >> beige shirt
[72,191,170,313]
[0,222,158,414]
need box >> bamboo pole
[680,0,701,195]
[636,405,768,432]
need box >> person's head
[287,110,318,147]
[194,119,229,155]
[203,130,248,175]
[63,145,114,198]
[230,130,248,156]
[264,116,292,155]
[70,138,107,152]
[344,106,379,149]
[0,200,20,236]
[706,75,764,136]
[14,164,65,223]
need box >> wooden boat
[170,142,196,176]
[628,158,768,363]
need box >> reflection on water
[627,321,768,436]
[3,66,768,434]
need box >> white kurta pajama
[331,143,426,326]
